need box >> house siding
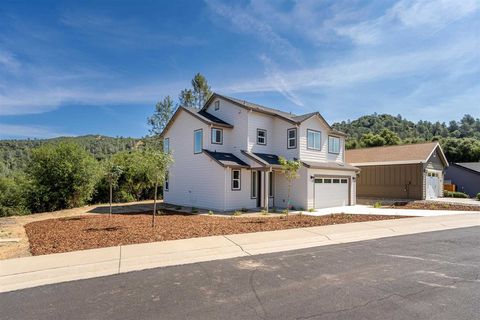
[162,110,227,211]
[355,163,424,200]
[298,117,344,163]
[445,165,480,197]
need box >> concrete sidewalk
[308,204,477,216]
[1,213,479,293]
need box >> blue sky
[0,0,479,139]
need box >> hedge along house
[345,142,449,200]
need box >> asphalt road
[2,227,479,320]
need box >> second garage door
[314,177,349,209]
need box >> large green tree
[147,96,176,136]
[27,142,100,212]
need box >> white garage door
[426,172,440,199]
[314,177,349,209]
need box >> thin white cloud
[0,80,184,116]
[204,0,301,63]
[0,50,21,72]
[0,123,74,139]
[335,0,479,44]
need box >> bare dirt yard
[25,213,405,256]
[0,200,156,260]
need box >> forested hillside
[332,114,480,162]
[0,135,144,174]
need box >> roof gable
[160,106,232,138]
[346,142,448,166]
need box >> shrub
[444,190,469,198]
[282,209,289,215]
[271,207,277,213]
[308,208,315,212]
[233,210,242,216]
[373,202,382,208]
[208,210,214,215]
[477,193,480,201]
[191,207,198,213]
[0,174,30,217]
[27,142,100,212]
[261,209,269,216]
[241,207,248,212]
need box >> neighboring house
[160,93,359,211]
[445,163,480,197]
[345,142,449,200]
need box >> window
[194,129,203,154]
[232,170,241,190]
[307,129,321,150]
[269,171,274,197]
[333,179,340,183]
[328,136,340,154]
[314,178,323,183]
[251,171,258,198]
[211,128,223,144]
[324,178,332,183]
[214,100,220,110]
[165,171,169,191]
[341,179,348,184]
[257,129,267,145]
[163,138,169,153]
[287,128,297,149]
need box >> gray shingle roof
[183,107,233,127]
[203,150,249,168]
[454,162,480,173]
[205,93,346,136]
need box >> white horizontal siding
[247,111,275,153]
[163,110,227,211]
[299,117,344,163]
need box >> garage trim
[313,174,351,208]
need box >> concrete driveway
[308,204,477,217]
[1,227,479,320]
[427,197,480,206]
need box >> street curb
[1,213,479,293]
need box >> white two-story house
[160,93,359,211]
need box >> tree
[191,73,212,108]
[359,133,385,147]
[27,142,100,212]
[178,89,195,108]
[103,160,123,218]
[143,148,172,227]
[379,129,400,145]
[148,96,175,136]
[278,157,302,217]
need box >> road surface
[1,227,479,319]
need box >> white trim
[426,143,449,167]
[351,160,424,166]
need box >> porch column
[264,167,270,212]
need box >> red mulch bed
[391,202,480,211]
[25,212,406,256]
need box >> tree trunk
[286,181,291,219]
[109,181,113,218]
[152,181,158,227]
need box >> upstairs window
[194,129,203,154]
[232,170,241,190]
[211,128,223,144]
[163,138,170,153]
[287,128,297,149]
[307,129,321,150]
[214,100,220,111]
[328,136,340,154]
[257,129,267,145]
